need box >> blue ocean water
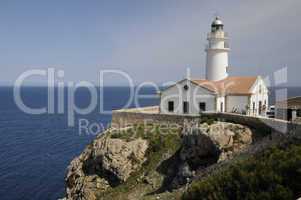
[0,86,300,200]
[0,86,159,200]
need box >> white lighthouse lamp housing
[211,17,224,32]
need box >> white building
[159,17,269,116]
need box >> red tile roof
[192,76,258,95]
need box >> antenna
[213,11,220,19]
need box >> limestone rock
[65,130,149,200]
[203,122,253,161]
[91,137,148,182]
[174,121,253,187]
[65,122,253,198]
[181,122,252,164]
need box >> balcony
[206,42,230,50]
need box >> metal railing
[205,42,230,49]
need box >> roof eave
[225,93,253,96]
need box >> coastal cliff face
[65,121,253,200]
[65,128,149,200]
[181,122,252,163]
[172,122,252,188]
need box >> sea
[0,86,300,200]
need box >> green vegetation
[99,124,182,199]
[110,128,135,141]
[109,123,180,141]
[95,123,298,200]
[199,115,218,125]
[183,141,301,200]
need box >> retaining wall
[213,113,301,134]
[112,110,301,134]
[111,111,198,127]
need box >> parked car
[266,105,275,118]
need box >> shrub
[200,115,217,125]
[182,141,301,200]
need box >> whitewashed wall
[160,79,217,115]
[249,77,269,116]
[159,77,269,116]
[226,95,249,113]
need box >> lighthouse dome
[211,17,224,32]
[212,17,223,26]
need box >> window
[220,102,223,112]
[253,102,255,113]
[168,101,174,112]
[183,85,189,91]
[259,85,262,94]
[183,101,189,114]
[199,102,206,112]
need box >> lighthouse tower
[205,17,230,81]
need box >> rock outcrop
[172,121,253,187]
[181,121,252,163]
[65,130,148,200]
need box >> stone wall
[111,110,301,135]
[210,113,301,134]
[111,111,198,127]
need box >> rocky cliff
[64,121,254,200]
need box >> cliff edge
[64,121,254,200]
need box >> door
[183,101,189,114]
[258,101,262,115]
[168,101,174,112]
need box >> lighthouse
[159,16,269,117]
[205,17,230,81]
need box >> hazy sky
[0,0,300,86]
